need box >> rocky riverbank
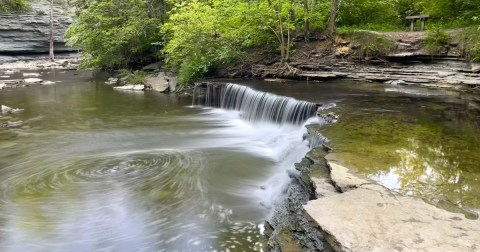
[220,31,480,94]
[269,124,480,251]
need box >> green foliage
[424,28,449,55]
[118,69,148,84]
[342,31,397,59]
[456,27,480,62]
[0,0,29,12]
[416,0,480,27]
[337,0,399,28]
[65,0,163,69]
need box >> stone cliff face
[0,1,75,54]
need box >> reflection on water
[319,88,480,216]
[0,71,315,251]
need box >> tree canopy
[64,0,480,84]
[0,0,29,12]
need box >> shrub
[0,0,29,13]
[117,69,148,85]
[424,28,450,55]
[456,27,480,62]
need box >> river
[0,70,479,251]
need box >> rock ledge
[304,154,480,252]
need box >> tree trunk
[304,0,310,41]
[49,0,54,61]
[328,0,340,35]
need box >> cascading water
[193,83,322,210]
[193,83,319,125]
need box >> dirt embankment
[219,30,480,94]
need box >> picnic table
[406,15,430,31]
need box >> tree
[49,0,55,61]
[329,0,340,34]
[0,0,29,12]
[65,0,164,69]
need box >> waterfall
[193,83,318,125]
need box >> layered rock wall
[0,1,74,54]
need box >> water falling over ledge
[193,83,319,125]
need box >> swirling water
[0,71,318,251]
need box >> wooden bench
[406,15,430,31]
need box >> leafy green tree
[0,0,29,12]
[65,0,164,69]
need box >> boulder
[146,72,170,93]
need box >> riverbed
[1,70,479,251]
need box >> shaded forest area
[2,0,480,85]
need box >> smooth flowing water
[0,71,320,251]
[1,71,479,251]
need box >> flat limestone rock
[305,160,480,252]
[304,188,480,252]
[326,161,371,192]
[113,85,145,91]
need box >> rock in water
[0,83,6,89]
[113,85,145,91]
[1,105,24,115]
[146,72,170,92]
[24,78,43,84]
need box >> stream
[0,70,479,251]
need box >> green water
[317,85,480,216]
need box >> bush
[117,69,148,85]
[456,27,480,62]
[424,28,450,55]
[0,0,29,13]
[65,0,162,69]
